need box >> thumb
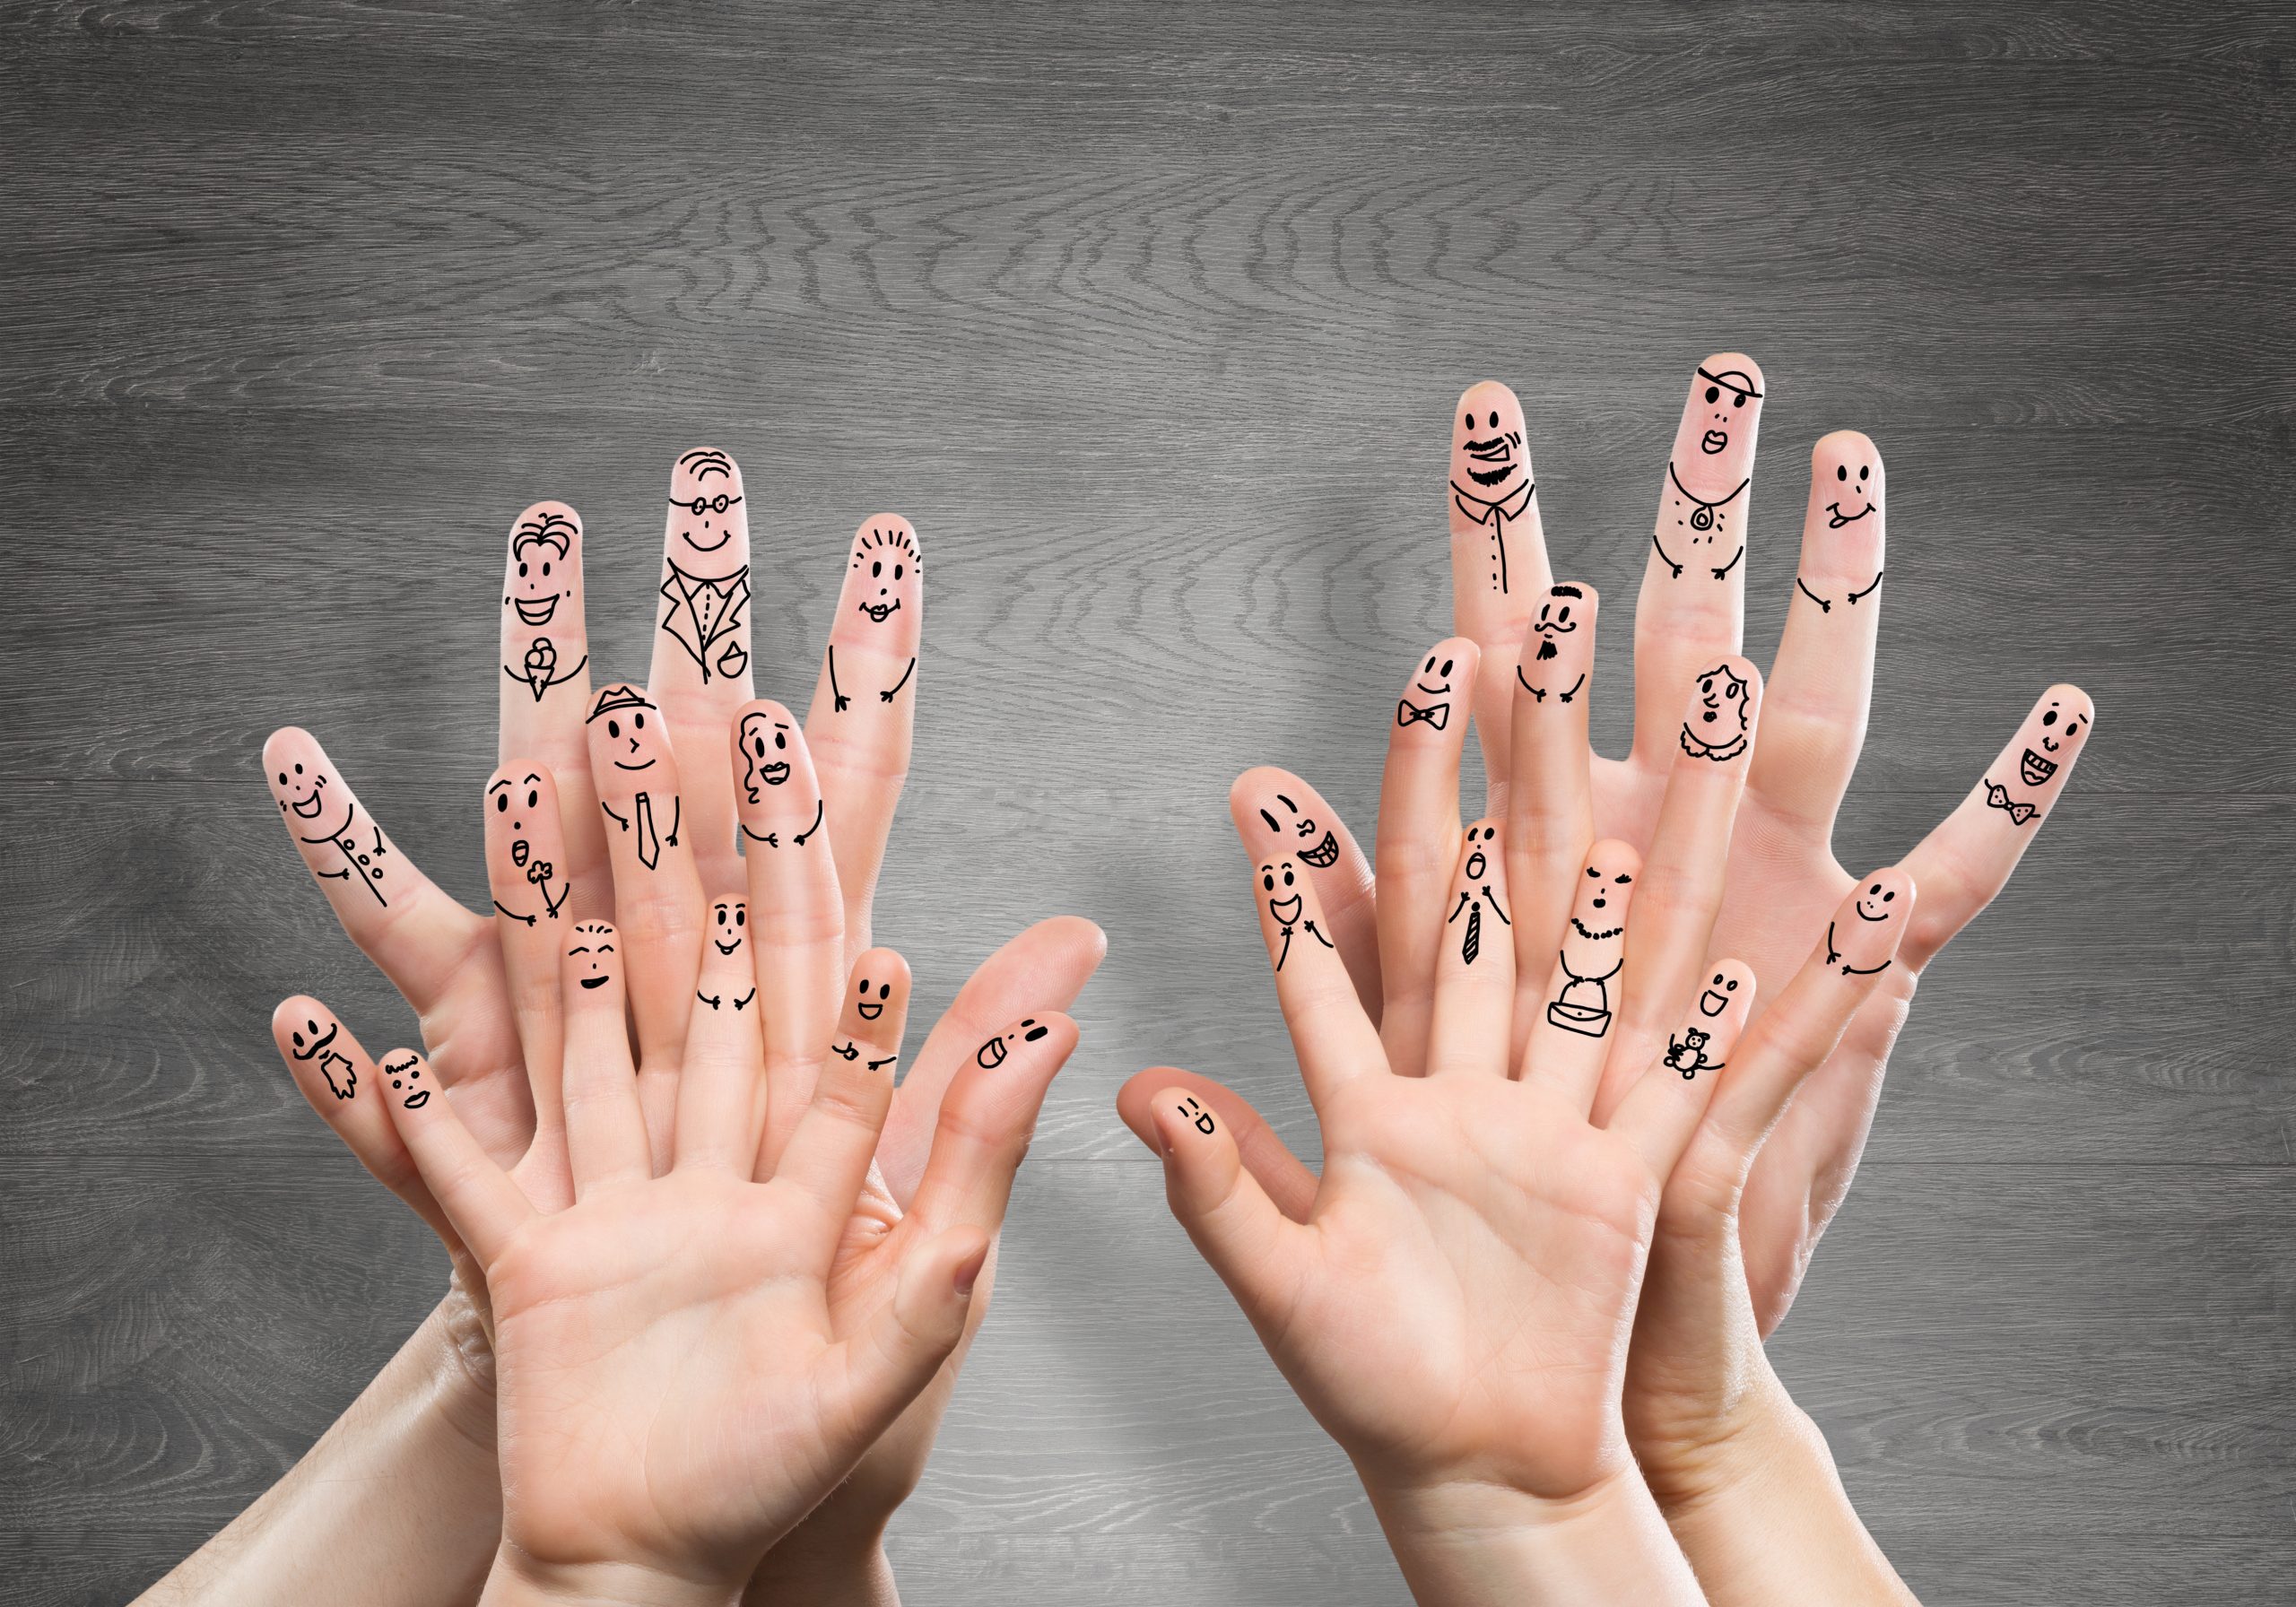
[1147,1079,1308,1332]
[822,1225,991,1446]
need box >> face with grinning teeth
[1257,790,1340,870]
[738,711,793,801]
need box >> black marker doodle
[1262,861,1335,970]
[1515,585,1587,704]
[506,510,578,630]
[569,925,616,991]
[855,977,893,1021]
[1827,461,1875,527]
[851,524,918,624]
[696,987,756,1012]
[1826,882,1900,975]
[1398,654,1456,731]
[508,635,587,702]
[1176,1094,1217,1135]
[1446,824,1510,965]
[1548,864,1630,1038]
[1694,367,1762,455]
[489,773,568,925]
[383,1053,429,1110]
[975,1018,1049,1070]
[1664,1027,1721,1080]
[1654,465,1749,580]
[289,1016,358,1100]
[669,450,741,559]
[823,644,918,713]
[1983,781,2038,827]
[710,899,746,957]
[1256,791,1341,870]
[277,761,390,907]
[737,711,793,802]
[1451,402,1535,596]
[659,558,751,685]
[739,795,822,850]
[591,688,680,870]
[1680,663,1752,762]
[1697,971,1740,1017]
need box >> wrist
[410,1279,500,1458]
[482,1546,740,1607]
[1632,1357,1813,1516]
[1363,1465,1703,1606]
[742,1533,897,1607]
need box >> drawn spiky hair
[851,523,919,569]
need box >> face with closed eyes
[738,711,793,801]
[568,925,617,990]
[1257,790,1340,870]
[849,523,918,624]
[1571,856,1633,938]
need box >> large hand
[1226,360,2094,1330]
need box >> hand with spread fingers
[1123,633,1921,1603]
[1216,360,2095,1327]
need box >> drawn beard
[1535,637,1558,662]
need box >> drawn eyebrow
[521,771,543,785]
[1275,793,1297,811]
[1259,809,1280,832]
[488,778,512,794]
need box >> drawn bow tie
[1397,699,1450,731]
[1984,781,2038,826]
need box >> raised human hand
[1226,362,2095,1329]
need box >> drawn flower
[526,860,554,887]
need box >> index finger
[648,448,756,897]
[498,501,611,923]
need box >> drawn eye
[295,763,304,775]
[1463,412,1473,427]
[1263,873,1274,890]
[893,563,903,579]
[1488,411,1499,427]
[2066,717,2083,736]
[1837,465,1848,482]
[1870,883,1883,895]
[2042,709,2057,727]
[1615,873,1632,884]
[873,560,883,578]
[606,720,620,740]
[1859,465,1870,481]
[1726,977,1739,991]
[1439,658,1455,676]
[718,908,729,925]
[1587,866,1600,878]
[1733,393,1746,408]
[541,561,551,577]
[1555,606,1570,624]
[495,792,509,812]
[526,789,538,809]
[752,735,766,757]
[517,560,528,577]
[1883,890,1896,902]
[877,982,891,1000]
[1283,868,1295,887]
[633,712,646,731]
[277,771,287,786]
[1423,655,1436,672]
[774,730,787,751]
[857,975,869,990]
[735,908,744,925]
[1706,387,1720,404]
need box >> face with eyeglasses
[666,448,746,560]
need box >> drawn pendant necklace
[1667,464,1748,532]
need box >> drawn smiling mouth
[614,757,656,770]
[715,940,740,955]
[1699,988,1729,1016]
[1700,430,1729,455]
[579,974,610,990]
[292,1022,338,1061]
[857,1001,883,1021]
[1299,831,1340,869]
[1827,502,1874,527]
[1415,682,1451,696]
[1857,902,1889,922]
[761,761,790,786]
[289,783,327,819]
[976,1036,1007,1069]
[1268,895,1302,925]
[516,597,559,627]
[683,528,732,553]
[860,601,900,622]
[2021,747,2059,786]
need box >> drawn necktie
[1462,901,1482,966]
[636,794,661,869]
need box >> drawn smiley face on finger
[1260,861,1304,928]
[2036,696,2088,757]
[710,899,747,957]
[848,522,919,625]
[738,711,793,801]
[1698,970,1741,1017]
[568,924,617,991]
[1693,364,1762,457]
[667,449,744,556]
[975,1017,1050,1069]
[274,760,330,822]
[1825,871,1910,976]
[1256,790,1340,870]
[383,1053,429,1110]
[854,975,893,1021]
[1398,649,1461,732]
[1680,661,1754,762]
[507,506,580,630]
[587,685,662,773]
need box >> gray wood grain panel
[3,2,2291,1603]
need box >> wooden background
[4,4,2292,1602]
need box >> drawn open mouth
[511,838,530,867]
[516,597,559,627]
[860,600,900,622]
[1857,901,1890,922]
[683,528,732,553]
[293,1022,338,1061]
[1700,430,1728,455]
[2021,747,2059,786]
[401,1090,430,1109]
[614,756,656,770]
[1299,831,1340,869]
[1699,988,1729,1016]
[1827,502,1874,527]
[1415,682,1451,696]
[1465,437,1513,461]
[976,1036,1007,1069]
[579,974,610,990]
[1268,894,1302,925]
[761,761,790,786]
[1465,852,1486,880]
[290,787,327,819]
[857,1001,883,1021]
[715,939,740,954]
